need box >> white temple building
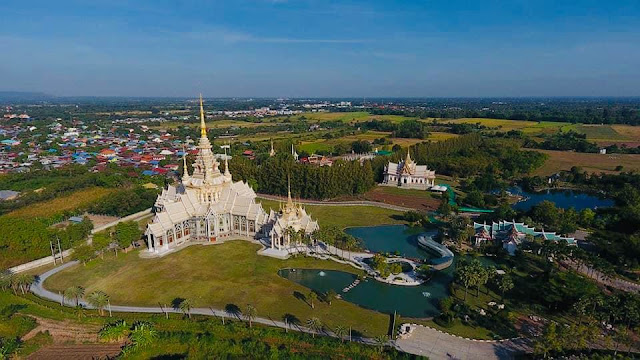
[265,179,319,252]
[144,96,269,255]
[380,148,436,190]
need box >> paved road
[32,261,532,359]
[395,326,531,360]
[257,193,414,212]
[563,260,640,293]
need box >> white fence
[7,208,154,274]
[7,249,73,274]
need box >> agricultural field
[293,111,416,123]
[298,131,457,154]
[442,118,640,145]
[532,149,640,176]
[576,124,640,146]
[5,187,115,219]
[44,241,392,336]
[439,118,572,137]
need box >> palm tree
[179,299,193,319]
[244,304,257,328]
[374,335,388,352]
[129,322,158,349]
[0,272,13,292]
[15,274,35,294]
[308,291,317,309]
[99,320,129,343]
[325,289,337,305]
[306,317,322,338]
[334,325,347,343]
[497,274,514,301]
[86,291,110,316]
[64,286,85,306]
[345,237,357,260]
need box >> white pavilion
[380,148,436,190]
[265,179,319,252]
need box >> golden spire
[405,145,412,163]
[199,94,207,137]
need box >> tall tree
[245,304,257,328]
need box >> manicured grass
[258,199,406,229]
[5,187,115,219]
[532,149,640,175]
[44,241,391,336]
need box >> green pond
[279,268,450,318]
[280,224,497,318]
[345,224,439,259]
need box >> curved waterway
[507,186,614,212]
[279,268,449,318]
[345,224,438,259]
[280,225,497,317]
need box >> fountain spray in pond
[422,292,431,298]
[318,271,326,277]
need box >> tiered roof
[473,220,576,245]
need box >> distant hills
[0,91,55,102]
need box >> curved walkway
[32,261,532,359]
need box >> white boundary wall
[7,208,153,274]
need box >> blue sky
[1,0,639,97]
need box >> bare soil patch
[22,316,101,344]
[85,213,120,228]
[26,344,122,360]
[363,187,440,211]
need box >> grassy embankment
[0,290,403,359]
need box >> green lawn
[258,199,406,229]
[44,241,391,336]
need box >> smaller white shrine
[381,148,436,190]
[265,178,319,251]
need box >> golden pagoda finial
[199,94,207,137]
[405,145,412,163]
